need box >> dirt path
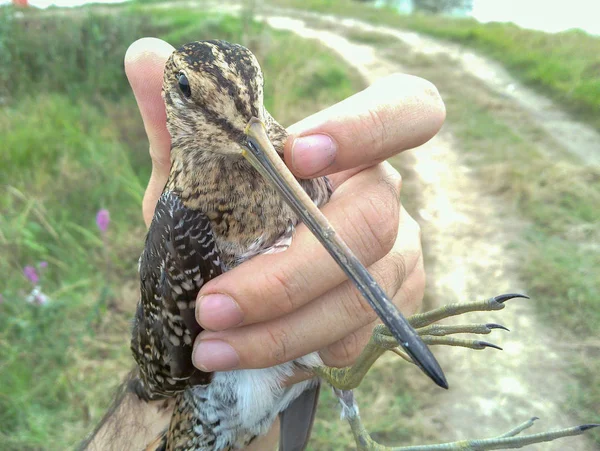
[260,14,595,451]
[267,9,600,168]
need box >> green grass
[0,9,152,102]
[0,7,363,449]
[272,0,600,130]
[0,94,146,450]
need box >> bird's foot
[319,294,598,449]
[315,293,525,390]
[384,293,529,363]
[336,389,598,451]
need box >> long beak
[244,118,448,389]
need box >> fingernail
[291,134,336,177]
[197,294,243,330]
[193,340,240,372]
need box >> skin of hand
[125,37,445,379]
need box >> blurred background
[0,0,598,449]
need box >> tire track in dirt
[268,8,600,167]
[262,15,594,450]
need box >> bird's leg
[339,390,598,451]
[315,294,599,450]
[313,330,389,390]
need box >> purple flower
[38,261,48,269]
[96,209,110,233]
[23,265,39,284]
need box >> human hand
[124,38,445,377]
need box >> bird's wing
[131,191,223,399]
[279,381,321,451]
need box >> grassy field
[2,2,598,450]
[0,6,364,449]
[272,0,600,131]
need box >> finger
[192,215,424,371]
[320,251,425,368]
[280,251,422,383]
[124,37,174,226]
[275,251,424,383]
[283,73,445,180]
[195,162,401,331]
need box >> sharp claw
[479,341,503,350]
[579,424,600,431]
[486,323,510,331]
[493,293,530,303]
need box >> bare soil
[261,13,597,451]
[268,9,600,167]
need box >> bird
[128,38,441,450]
[129,40,598,450]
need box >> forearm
[80,372,174,451]
[79,370,279,451]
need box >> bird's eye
[178,72,191,98]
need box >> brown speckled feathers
[131,40,331,450]
[131,192,223,399]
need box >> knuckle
[396,270,425,315]
[260,267,298,317]
[339,280,378,325]
[386,252,408,294]
[402,219,422,253]
[401,205,421,238]
[365,107,388,159]
[381,161,403,194]
[262,327,292,366]
[359,172,401,257]
[322,331,362,368]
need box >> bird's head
[162,40,286,159]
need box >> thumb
[124,37,175,227]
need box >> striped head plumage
[162,40,286,160]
